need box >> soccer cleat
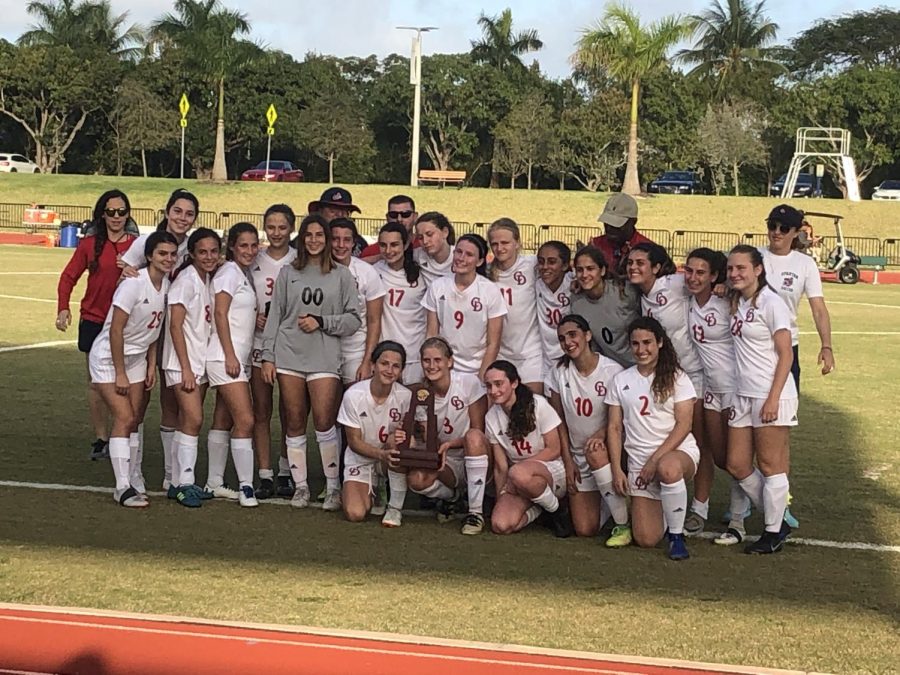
[175,484,203,508]
[115,487,148,509]
[745,521,791,555]
[435,491,465,524]
[667,532,690,560]
[714,527,745,546]
[275,474,295,498]
[683,511,706,537]
[90,438,109,461]
[549,500,575,538]
[605,524,633,548]
[290,485,310,509]
[783,494,800,528]
[382,506,403,528]
[460,513,485,535]
[255,478,275,500]
[418,495,437,511]
[167,484,178,500]
[239,485,259,508]
[204,483,240,501]
[322,489,342,512]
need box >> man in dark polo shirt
[589,193,654,275]
[358,194,419,260]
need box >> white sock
[315,427,341,491]
[738,468,765,510]
[285,435,308,488]
[387,470,407,510]
[160,427,175,483]
[599,499,611,529]
[231,437,254,488]
[729,477,750,526]
[108,437,131,492]
[128,432,145,493]
[465,455,488,515]
[763,472,790,533]
[206,429,230,488]
[259,468,274,480]
[690,497,709,520]
[177,433,198,486]
[419,480,454,500]
[533,485,559,513]
[660,479,688,535]
[523,504,542,526]
[278,455,291,477]
[591,465,629,525]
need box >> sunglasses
[766,220,794,234]
[104,208,129,217]
[387,210,414,219]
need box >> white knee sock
[599,499,611,529]
[231,437,254,488]
[690,497,709,519]
[128,432,145,493]
[206,429,230,488]
[533,486,559,513]
[387,470,407,510]
[660,479,688,535]
[259,468,274,480]
[160,427,175,483]
[177,433,198,486]
[763,472,790,533]
[278,454,291,477]
[315,427,341,491]
[465,455,488,515]
[591,465,628,525]
[108,437,130,492]
[728,477,751,526]
[738,468,765,510]
[419,480,453,500]
[285,435,308,488]
[523,504,542,526]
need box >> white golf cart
[799,211,862,284]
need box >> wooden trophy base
[397,448,441,470]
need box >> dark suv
[770,173,817,198]
[647,171,704,194]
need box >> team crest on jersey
[594,381,607,396]
[558,292,570,306]
[348,466,360,477]
[389,408,401,422]
[450,395,464,410]
[745,308,756,322]
[783,277,794,288]
[655,292,668,306]
[705,312,717,326]
[513,271,526,286]
[471,297,483,311]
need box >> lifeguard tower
[781,127,861,202]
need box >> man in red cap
[589,193,654,275]
[307,187,361,222]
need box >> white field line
[1,479,898,554]
[0,340,76,353]
[798,331,900,335]
[828,300,900,310]
[0,294,55,303]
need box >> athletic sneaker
[290,485,310,509]
[322,489,342,512]
[239,485,259,508]
[667,532,690,561]
[175,484,203,508]
[745,521,791,555]
[90,438,109,461]
[370,481,387,516]
[204,483,241,501]
[255,478,275,500]
[605,524,633,548]
[275,474,295,498]
[382,506,403,528]
[549,500,574,538]
[714,527,745,546]
[166,484,178,500]
[114,487,148,509]
[460,513,485,535]
[683,511,705,537]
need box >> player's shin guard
[660,479,688,535]
[729,477,751,525]
[763,473,789,534]
[160,426,175,483]
[315,426,340,491]
[177,433,198,486]
[108,437,131,492]
[738,468,765,510]
[206,429,230,488]
[230,437,254,488]
[128,431,145,493]
[465,455,488,515]
[387,470,408,510]
[285,435,308,488]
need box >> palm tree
[573,3,688,195]
[679,0,784,100]
[150,0,261,182]
[19,0,143,59]
[470,8,543,71]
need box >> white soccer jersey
[341,257,386,360]
[251,246,297,359]
[374,260,427,364]
[207,261,257,365]
[535,273,573,370]
[731,287,798,400]
[494,255,542,361]
[421,275,508,374]
[486,394,561,464]
[605,366,699,467]
[416,371,485,456]
[338,380,412,467]
[91,268,169,359]
[688,294,736,394]
[760,248,823,345]
[162,265,212,375]
[640,274,702,374]
[121,233,189,270]
[549,355,623,451]
[414,245,455,285]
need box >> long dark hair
[371,340,407,368]
[225,222,258,262]
[416,211,456,245]
[144,231,178,260]
[487,360,536,442]
[88,189,131,273]
[574,245,626,298]
[456,233,489,277]
[293,214,334,273]
[627,316,681,404]
[156,188,199,232]
[264,203,296,230]
[686,247,727,286]
[630,242,677,278]
[173,227,221,279]
[727,244,770,313]
[555,314,593,369]
[379,222,420,285]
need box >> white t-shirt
[338,380,412,468]
[341,257,386,360]
[548,354,624,451]
[688,294,736,394]
[494,255,542,361]
[640,274,702,374]
[416,371,485,456]
[486,394,561,464]
[731,287,798,400]
[535,273,573,369]
[374,261,427,364]
[414,245,454,285]
[121,233,189,269]
[421,275,508,374]
[91,268,169,359]
[605,366,699,467]
[760,248,823,345]
[162,265,212,375]
[207,261,257,365]
[250,246,297,358]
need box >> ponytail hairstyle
[379,222,420,284]
[686,247,728,286]
[264,203,296,230]
[555,313,593,369]
[173,227,221,279]
[630,242,677,278]
[415,211,456,245]
[225,222,259,262]
[88,189,131,273]
[627,316,681,403]
[371,339,407,369]
[293,214,334,273]
[486,360,536,441]
[487,217,521,281]
[727,244,769,313]
[574,245,627,298]
[456,233,489,277]
[143,231,178,260]
[156,188,199,232]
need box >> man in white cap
[589,193,654,275]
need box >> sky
[0,0,887,78]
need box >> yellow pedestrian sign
[179,93,190,120]
[266,104,277,127]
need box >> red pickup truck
[240,160,304,182]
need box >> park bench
[418,169,466,188]
[859,255,889,284]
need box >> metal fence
[669,230,741,260]
[882,238,900,266]
[220,211,266,231]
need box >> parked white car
[872,180,900,201]
[0,153,40,173]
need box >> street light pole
[397,26,437,188]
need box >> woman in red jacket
[56,189,137,459]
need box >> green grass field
[1,244,898,674]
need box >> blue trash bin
[59,223,79,248]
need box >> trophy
[396,386,441,470]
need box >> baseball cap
[767,204,803,229]
[597,193,638,228]
[308,187,360,214]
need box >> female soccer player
[375,223,427,383]
[57,189,137,459]
[422,234,507,380]
[535,241,573,390]
[725,245,798,555]
[260,215,361,512]
[162,228,221,508]
[250,204,297,499]
[414,212,455,284]
[338,341,412,526]
[484,360,571,537]
[406,337,490,534]
[205,223,260,508]
[89,231,177,507]
[488,219,543,393]
[605,317,700,560]
[569,246,640,368]
[548,315,628,540]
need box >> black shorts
[77,319,104,353]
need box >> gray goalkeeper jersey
[570,281,640,368]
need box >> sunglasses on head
[388,210,414,219]
[767,220,795,234]
[104,208,129,217]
